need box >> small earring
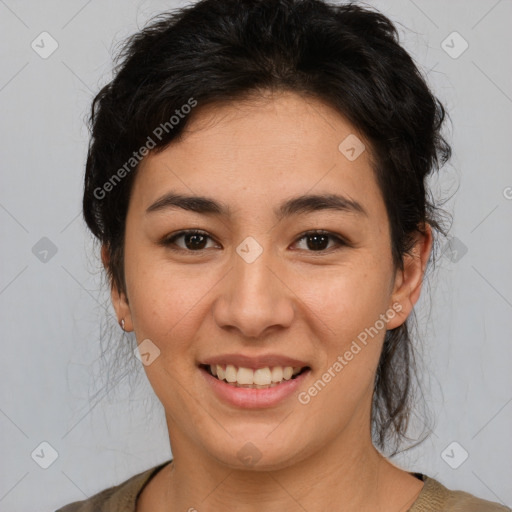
[120,319,125,331]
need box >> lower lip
[199,366,311,409]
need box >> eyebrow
[145,191,368,220]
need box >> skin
[103,90,432,511]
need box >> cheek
[297,265,391,408]
[125,256,217,350]
[298,259,393,340]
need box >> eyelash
[161,229,347,254]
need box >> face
[107,91,430,470]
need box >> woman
[57,0,509,510]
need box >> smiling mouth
[199,364,310,389]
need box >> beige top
[56,459,510,512]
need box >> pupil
[307,234,328,251]
[186,233,206,250]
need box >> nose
[212,243,295,339]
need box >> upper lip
[199,353,310,370]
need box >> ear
[386,223,433,330]
[101,244,133,331]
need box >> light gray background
[1,1,511,511]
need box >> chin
[206,433,309,472]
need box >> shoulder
[55,460,172,512]
[411,475,510,512]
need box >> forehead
[131,91,384,221]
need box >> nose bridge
[213,234,294,337]
[235,236,274,298]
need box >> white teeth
[283,367,293,380]
[253,367,272,385]
[271,366,283,382]
[208,364,305,387]
[225,364,237,383]
[237,367,254,385]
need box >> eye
[160,229,347,253]
[161,229,219,252]
[292,230,346,252]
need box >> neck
[150,426,422,512]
